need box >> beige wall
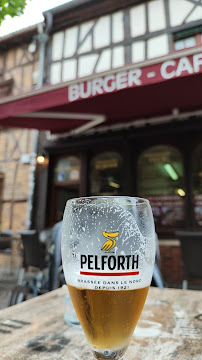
[0,129,35,231]
[0,43,39,96]
[0,33,39,231]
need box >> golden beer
[68,285,149,351]
[62,196,156,359]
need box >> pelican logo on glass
[80,231,139,277]
[101,231,119,253]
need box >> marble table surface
[0,286,201,360]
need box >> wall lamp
[36,155,49,165]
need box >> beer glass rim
[65,196,150,207]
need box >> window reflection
[174,36,196,51]
[90,152,123,195]
[137,145,185,228]
[54,156,80,184]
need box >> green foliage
[0,0,27,25]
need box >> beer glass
[62,196,155,360]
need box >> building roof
[43,0,142,34]
[0,24,40,50]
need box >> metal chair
[8,223,63,306]
[8,285,31,306]
[175,231,202,289]
[17,230,47,284]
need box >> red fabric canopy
[0,52,202,133]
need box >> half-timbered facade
[38,0,202,236]
[47,0,202,85]
[0,26,39,231]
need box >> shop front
[1,50,202,237]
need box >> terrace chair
[8,285,31,306]
[175,231,202,289]
[17,230,47,285]
[8,222,63,306]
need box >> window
[90,151,123,195]
[54,156,80,184]
[137,145,185,228]
[173,26,202,51]
[174,36,196,51]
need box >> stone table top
[0,287,201,360]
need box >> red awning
[0,51,202,134]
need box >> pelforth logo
[101,231,119,253]
[80,231,139,276]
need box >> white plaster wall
[185,6,202,23]
[132,41,145,63]
[169,0,194,27]
[80,21,94,42]
[63,27,78,58]
[112,46,125,68]
[148,0,166,32]
[147,34,169,59]
[78,53,98,77]
[52,32,64,61]
[112,11,124,43]
[50,62,61,84]
[78,21,94,54]
[95,49,111,73]
[130,4,146,37]
[62,59,77,81]
[93,16,111,49]
[77,35,92,54]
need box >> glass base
[92,346,127,360]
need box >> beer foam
[62,197,155,291]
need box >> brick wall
[159,241,202,289]
[159,242,183,286]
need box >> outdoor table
[0,287,201,360]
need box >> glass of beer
[61,196,155,359]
